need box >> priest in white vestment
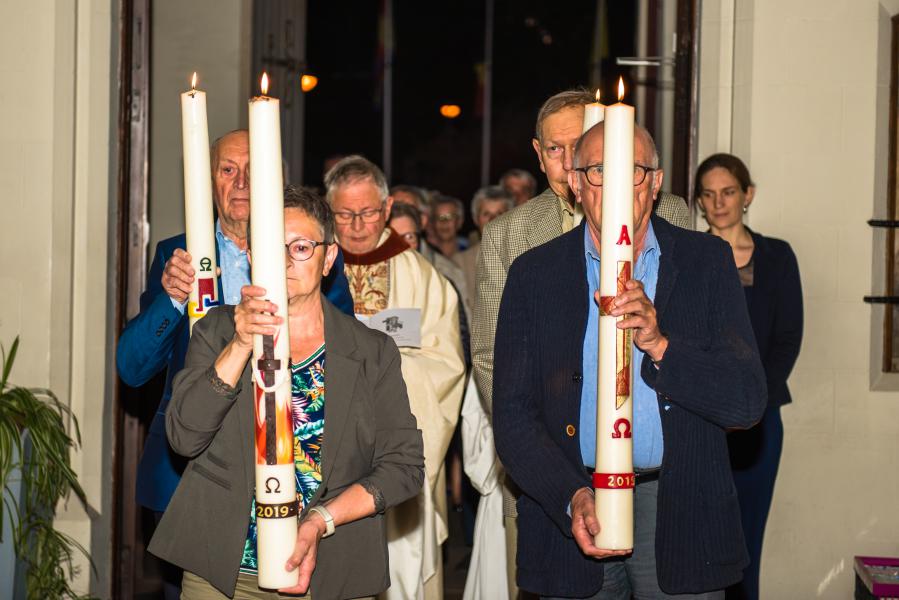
[325,156,465,600]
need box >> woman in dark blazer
[695,154,803,600]
[149,186,424,599]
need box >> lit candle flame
[595,88,601,102]
[617,77,624,102]
[191,71,197,90]
[261,72,269,96]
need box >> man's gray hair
[430,194,464,220]
[574,123,660,170]
[323,155,389,204]
[470,185,514,221]
[390,184,430,214]
[535,88,594,142]
[499,168,537,190]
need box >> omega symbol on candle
[199,257,212,272]
[612,418,632,439]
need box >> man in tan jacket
[471,88,690,598]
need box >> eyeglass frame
[573,163,658,187]
[333,202,387,225]
[284,237,331,262]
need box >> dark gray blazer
[148,298,425,599]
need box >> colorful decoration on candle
[181,72,220,331]
[249,72,299,590]
[593,77,635,551]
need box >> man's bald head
[211,129,249,170]
[574,122,659,170]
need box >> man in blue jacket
[492,123,766,599]
[116,129,353,598]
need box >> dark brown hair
[694,153,755,199]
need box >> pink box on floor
[855,556,899,599]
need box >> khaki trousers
[181,571,378,600]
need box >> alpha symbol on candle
[611,418,632,439]
[616,225,632,246]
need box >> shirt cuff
[171,296,187,315]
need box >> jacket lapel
[651,216,680,324]
[527,189,565,249]
[318,300,360,487]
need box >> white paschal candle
[249,73,298,590]
[594,79,634,551]
[181,73,220,332]
[582,89,605,133]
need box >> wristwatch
[308,505,335,538]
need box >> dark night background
[303,1,637,228]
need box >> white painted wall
[698,1,899,597]
[0,0,116,595]
[149,0,251,251]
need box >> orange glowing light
[191,72,197,90]
[260,72,269,96]
[440,104,461,119]
[300,74,318,92]
[617,77,625,102]
[595,88,601,102]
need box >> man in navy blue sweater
[492,123,766,599]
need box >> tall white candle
[249,73,298,590]
[582,89,605,133]
[181,73,220,332]
[594,78,634,551]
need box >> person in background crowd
[492,121,766,599]
[499,168,538,207]
[471,88,691,600]
[149,186,424,599]
[695,153,803,600]
[454,185,514,313]
[326,156,465,600]
[427,194,468,259]
[391,184,432,236]
[116,130,353,600]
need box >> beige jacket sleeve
[471,220,506,416]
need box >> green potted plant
[0,337,93,599]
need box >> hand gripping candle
[181,72,221,331]
[594,78,635,551]
[249,73,299,589]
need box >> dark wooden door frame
[671,0,700,215]
[112,0,151,597]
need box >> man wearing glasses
[491,122,765,599]
[471,89,691,599]
[427,194,469,259]
[324,155,465,600]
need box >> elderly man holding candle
[491,121,766,599]
[116,129,354,600]
[324,155,466,600]
[471,87,691,599]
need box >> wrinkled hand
[162,248,194,304]
[597,279,668,362]
[277,513,326,595]
[233,285,281,352]
[570,487,631,559]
